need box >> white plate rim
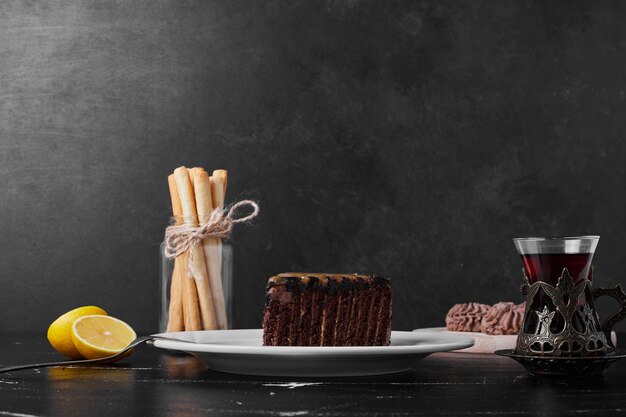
[152,329,475,356]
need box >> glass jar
[159,241,233,332]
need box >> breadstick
[166,175,184,332]
[168,174,184,222]
[193,169,213,226]
[166,259,184,332]
[210,172,228,329]
[173,166,218,330]
[213,169,228,196]
[195,170,228,330]
[210,173,226,209]
[174,167,198,225]
[171,171,202,331]
[189,167,203,186]
[178,252,201,330]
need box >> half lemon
[47,306,108,359]
[71,315,137,361]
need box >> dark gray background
[2,0,626,334]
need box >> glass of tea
[513,236,599,340]
[512,236,626,357]
[513,236,599,286]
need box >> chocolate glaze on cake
[262,273,392,346]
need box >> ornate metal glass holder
[516,267,622,357]
[497,267,626,376]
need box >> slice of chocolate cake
[262,273,392,346]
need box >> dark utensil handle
[593,284,626,348]
[0,335,184,374]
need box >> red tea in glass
[519,253,594,286]
[513,236,600,346]
[513,236,626,358]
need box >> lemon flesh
[47,306,108,359]
[72,315,136,360]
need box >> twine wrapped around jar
[164,200,259,266]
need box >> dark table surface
[1,332,626,417]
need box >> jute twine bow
[164,200,259,279]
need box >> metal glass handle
[593,284,626,348]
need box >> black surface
[3,1,626,334]
[2,333,626,416]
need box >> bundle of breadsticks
[166,166,228,332]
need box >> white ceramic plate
[152,329,474,377]
[413,327,518,353]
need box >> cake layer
[262,273,392,346]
